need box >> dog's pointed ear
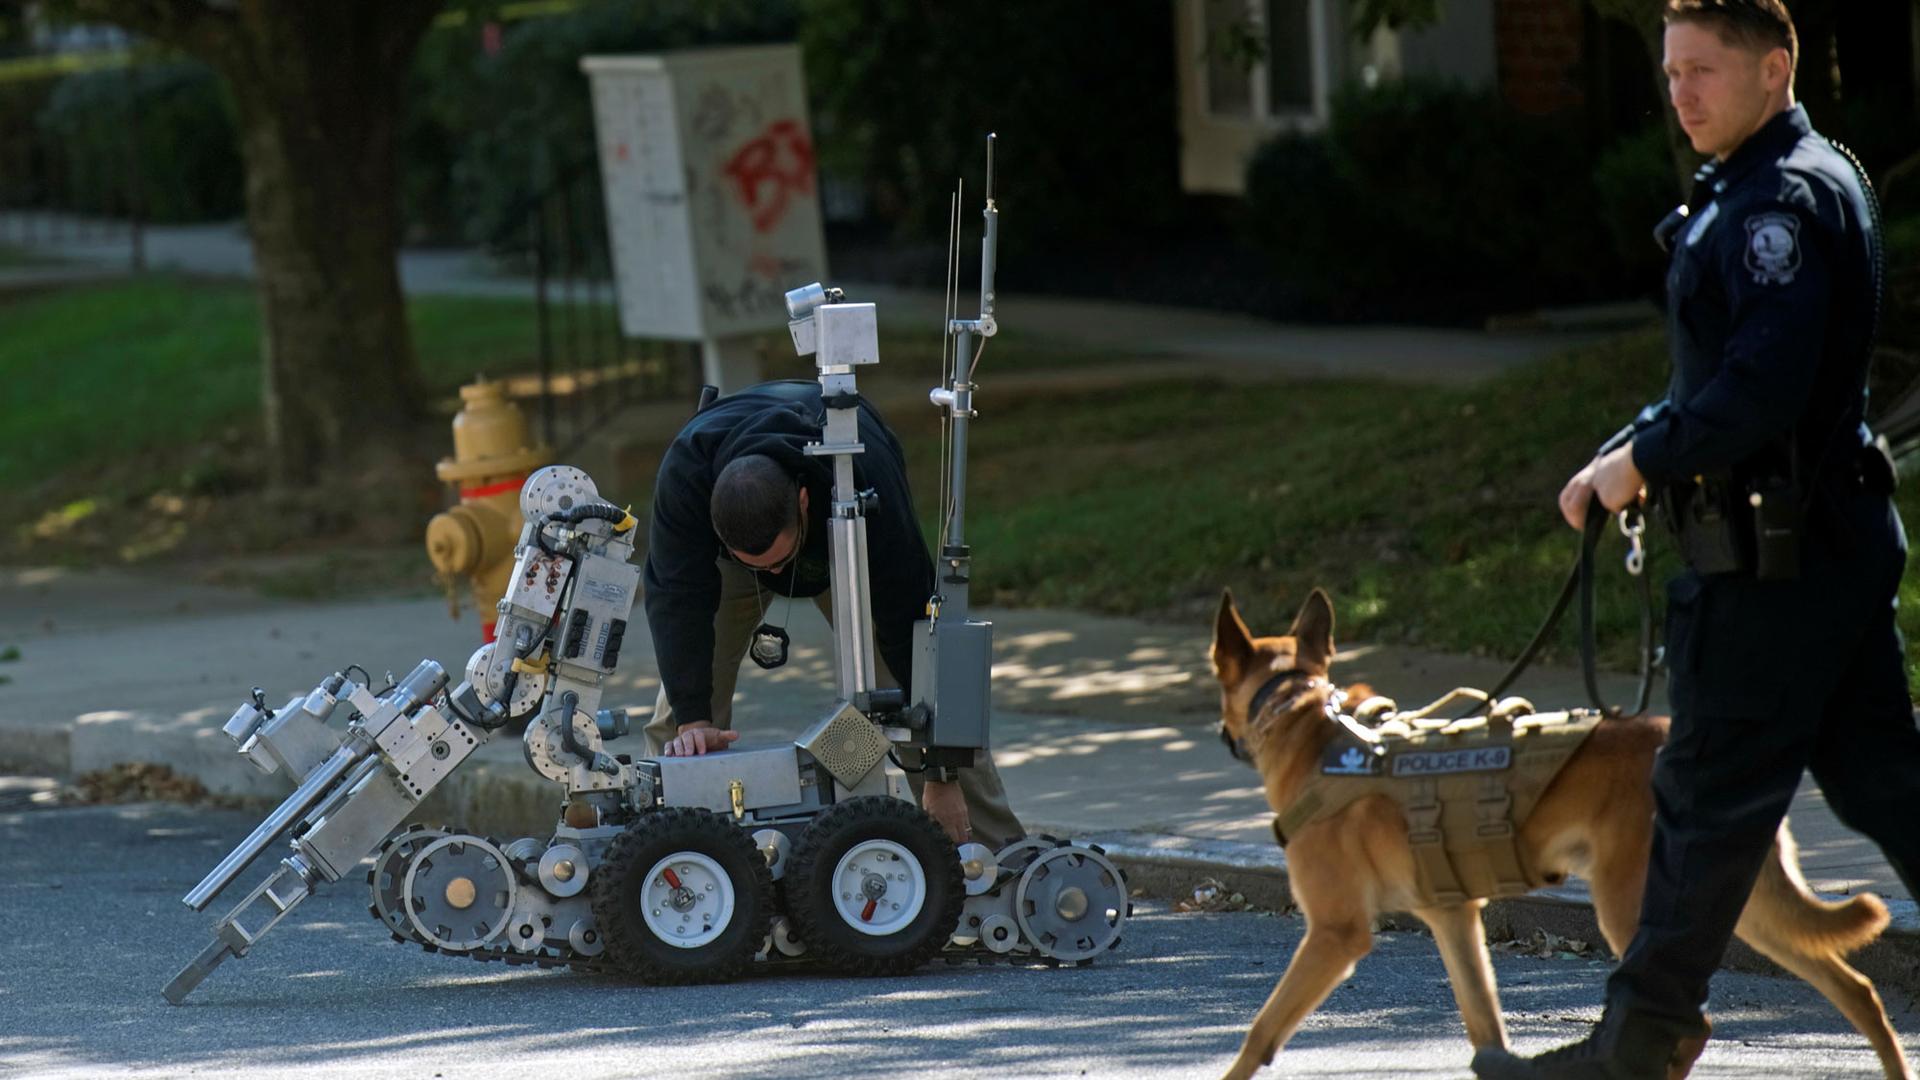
[1211,589,1255,684]
[1287,588,1336,670]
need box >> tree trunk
[66,0,440,487]
[225,5,431,485]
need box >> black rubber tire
[589,807,773,985]
[785,795,963,976]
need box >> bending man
[641,379,1024,849]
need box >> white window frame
[1196,0,1333,128]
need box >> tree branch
[377,0,445,73]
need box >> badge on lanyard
[749,622,790,669]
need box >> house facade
[1173,0,1635,196]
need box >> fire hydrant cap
[460,380,507,404]
[437,378,549,483]
[425,508,484,576]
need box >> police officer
[1475,1,1916,1077]
[640,379,1025,849]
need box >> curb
[9,718,1919,1005]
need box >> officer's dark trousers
[1609,489,1919,1022]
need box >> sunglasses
[731,483,808,574]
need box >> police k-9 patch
[1744,211,1800,285]
[1390,745,1512,777]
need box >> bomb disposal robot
[164,141,1129,1003]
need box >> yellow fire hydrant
[426,378,550,642]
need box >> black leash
[1458,494,1656,720]
[1580,499,1656,718]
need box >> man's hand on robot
[921,779,972,845]
[663,722,741,757]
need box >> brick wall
[1495,0,1586,115]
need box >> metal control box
[558,554,640,674]
[581,45,829,342]
[911,618,993,750]
[814,302,879,367]
[655,745,805,816]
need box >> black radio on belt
[1662,469,1801,581]
[1746,473,1803,581]
[1664,439,1898,582]
[1664,473,1751,576]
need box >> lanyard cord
[749,570,797,632]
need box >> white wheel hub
[639,851,735,949]
[830,839,926,936]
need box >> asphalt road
[1,801,1911,1079]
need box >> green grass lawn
[0,275,1130,498]
[892,331,1920,681]
[0,276,552,495]
[892,331,1688,660]
[1,274,1914,684]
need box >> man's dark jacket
[1632,104,1879,487]
[643,381,933,728]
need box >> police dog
[1209,588,1911,1080]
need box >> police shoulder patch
[1744,210,1800,286]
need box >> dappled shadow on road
[1470,943,1920,1077]
[992,709,1273,842]
[1784,783,1911,901]
[982,611,1216,725]
[4,803,1911,1079]
[693,605,1223,733]
[0,802,1472,1080]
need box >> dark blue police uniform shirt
[1631,104,1878,487]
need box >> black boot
[1471,1007,1710,1080]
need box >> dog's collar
[1248,667,1320,724]
[1222,667,1339,766]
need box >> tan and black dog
[1209,588,1911,1080]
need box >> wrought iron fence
[490,153,703,455]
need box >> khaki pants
[644,558,1025,849]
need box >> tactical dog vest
[1272,692,1601,907]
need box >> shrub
[36,60,241,223]
[799,0,1188,263]
[1594,120,1686,295]
[1245,79,1621,322]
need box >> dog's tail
[1755,821,1890,954]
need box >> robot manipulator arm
[167,659,475,1004]
[445,621,541,732]
[168,468,645,1004]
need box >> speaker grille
[797,702,890,788]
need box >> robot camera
[784,282,844,321]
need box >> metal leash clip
[1618,507,1646,577]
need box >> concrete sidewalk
[2,216,1644,386]
[1,561,1913,997]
